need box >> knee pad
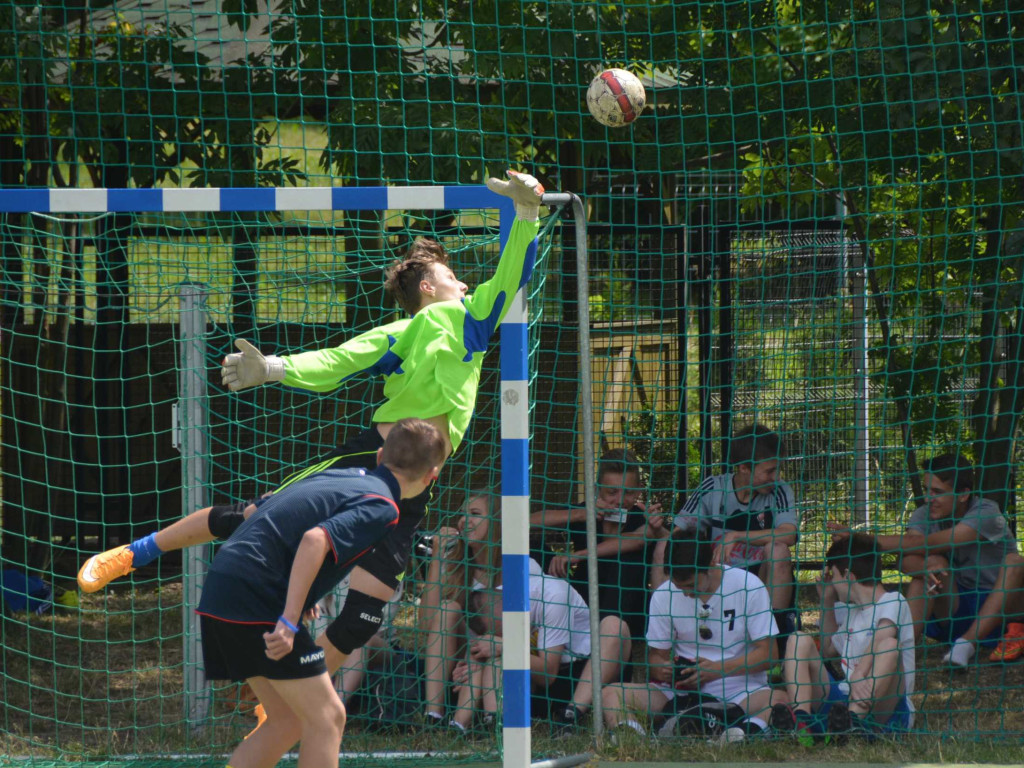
[208,502,248,540]
[324,591,389,655]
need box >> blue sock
[128,533,163,568]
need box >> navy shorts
[815,670,913,733]
[925,581,1001,647]
[200,615,327,682]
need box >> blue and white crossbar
[0,185,501,213]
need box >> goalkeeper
[78,169,542,667]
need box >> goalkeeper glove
[485,170,545,221]
[220,339,285,391]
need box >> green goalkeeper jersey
[279,217,540,451]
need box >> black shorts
[200,615,327,682]
[532,657,590,717]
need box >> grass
[3,579,1024,766]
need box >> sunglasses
[698,605,712,640]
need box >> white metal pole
[178,283,211,733]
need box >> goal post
[0,184,588,767]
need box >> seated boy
[773,534,916,739]
[196,419,444,768]
[450,561,632,738]
[531,448,663,640]
[602,526,787,742]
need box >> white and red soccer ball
[586,68,647,128]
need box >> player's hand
[263,619,297,660]
[452,660,471,691]
[674,658,718,689]
[485,170,545,221]
[650,663,673,685]
[304,604,322,622]
[713,531,742,566]
[470,634,501,661]
[221,339,286,391]
[816,566,837,600]
[547,554,581,578]
[926,568,948,595]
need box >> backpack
[364,648,424,732]
[0,570,53,615]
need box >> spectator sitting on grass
[531,448,664,640]
[416,489,501,728]
[829,454,1024,668]
[602,525,787,742]
[450,561,632,738]
[771,533,916,740]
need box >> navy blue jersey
[197,465,401,624]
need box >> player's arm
[282,527,332,627]
[718,635,772,678]
[723,523,798,549]
[417,527,460,631]
[461,172,543,334]
[819,581,842,656]
[645,588,675,684]
[220,320,409,392]
[264,527,332,660]
[646,644,674,685]
[874,523,978,556]
[529,507,586,528]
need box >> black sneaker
[551,705,584,739]
[769,703,797,733]
[825,702,852,745]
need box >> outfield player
[602,526,787,741]
[772,533,915,739]
[77,170,543,695]
[198,418,445,768]
[667,424,800,649]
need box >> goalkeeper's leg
[77,502,255,593]
[77,428,388,593]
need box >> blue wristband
[278,615,301,633]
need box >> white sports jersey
[832,591,916,703]
[498,567,591,664]
[647,566,777,701]
[530,572,592,663]
[673,473,798,569]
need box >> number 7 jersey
[646,566,778,663]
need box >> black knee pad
[208,502,249,540]
[324,591,389,655]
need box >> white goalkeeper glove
[485,170,545,221]
[220,339,285,391]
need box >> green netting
[4,1,1024,766]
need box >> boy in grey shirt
[830,454,1024,667]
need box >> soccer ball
[586,68,646,128]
